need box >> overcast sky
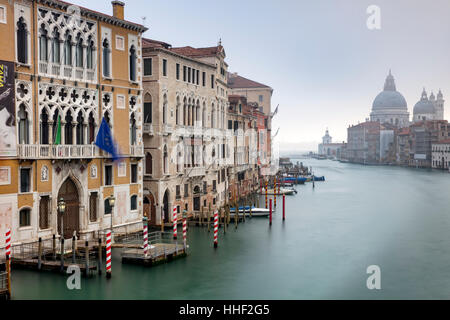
[70,0,450,152]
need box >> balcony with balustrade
[186,166,206,178]
[18,144,100,160]
[143,123,154,136]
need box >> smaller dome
[414,89,435,115]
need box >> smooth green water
[10,159,450,299]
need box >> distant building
[346,122,381,164]
[318,129,345,159]
[413,89,445,122]
[432,140,450,170]
[395,127,411,166]
[409,120,450,168]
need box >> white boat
[259,188,296,195]
[229,206,270,217]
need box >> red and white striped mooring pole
[183,217,187,249]
[143,217,148,257]
[5,228,11,260]
[173,206,178,240]
[213,210,219,248]
[106,230,112,278]
[283,194,286,221]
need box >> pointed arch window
[40,109,49,144]
[129,45,137,81]
[162,95,168,125]
[75,35,83,68]
[130,113,137,145]
[17,17,28,64]
[88,112,96,144]
[39,25,48,62]
[144,93,152,123]
[52,29,60,64]
[102,38,111,77]
[64,33,72,65]
[76,112,84,145]
[87,38,94,69]
[18,104,29,144]
[163,145,168,174]
[145,153,153,175]
[64,111,73,145]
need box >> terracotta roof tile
[227,72,271,89]
[142,38,171,49]
[170,46,224,58]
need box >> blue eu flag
[95,118,119,161]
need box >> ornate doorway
[57,178,80,239]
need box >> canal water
[10,159,450,299]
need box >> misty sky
[70,0,450,152]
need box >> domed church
[370,70,410,127]
[413,88,444,122]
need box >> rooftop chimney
[112,1,125,20]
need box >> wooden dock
[122,243,187,267]
[11,258,97,273]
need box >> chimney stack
[112,1,125,20]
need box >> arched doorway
[58,178,80,239]
[163,189,170,223]
[144,193,156,225]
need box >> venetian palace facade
[0,0,147,245]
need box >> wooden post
[269,199,272,226]
[38,238,42,270]
[223,208,226,234]
[200,206,203,227]
[60,238,65,273]
[249,199,253,218]
[274,177,277,207]
[243,200,246,222]
[85,241,89,277]
[208,203,211,232]
[98,238,102,275]
[72,236,76,263]
[52,234,56,261]
[234,201,238,229]
[283,194,286,221]
[6,254,11,300]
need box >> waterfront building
[409,120,450,168]
[370,70,410,128]
[227,72,273,171]
[413,89,445,122]
[227,95,259,198]
[395,127,411,166]
[431,140,450,170]
[318,129,345,159]
[346,122,381,164]
[0,0,147,244]
[141,38,230,225]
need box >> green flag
[54,115,61,145]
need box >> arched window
[88,112,96,144]
[87,37,94,69]
[202,102,206,127]
[144,93,152,123]
[104,111,112,129]
[17,18,28,64]
[52,29,60,63]
[145,153,153,175]
[20,208,31,227]
[75,35,83,68]
[176,98,180,125]
[129,45,137,81]
[39,25,48,62]
[211,105,215,128]
[130,113,137,145]
[130,195,137,211]
[183,98,187,126]
[163,145,168,174]
[39,196,50,230]
[64,33,72,65]
[102,38,111,77]
[52,110,60,142]
[18,104,29,144]
[40,109,49,144]
[76,112,84,145]
[65,111,73,145]
[104,199,112,215]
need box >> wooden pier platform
[122,243,187,267]
[11,258,97,273]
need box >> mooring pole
[274,177,277,208]
[38,237,42,270]
[269,199,273,226]
[60,238,65,273]
[6,254,11,300]
[52,234,56,261]
[72,236,76,263]
[85,241,89,277]
[265,180,268,209]
[283,194,286,221]
[98,238,102,275]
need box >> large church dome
[372,71,408,111]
